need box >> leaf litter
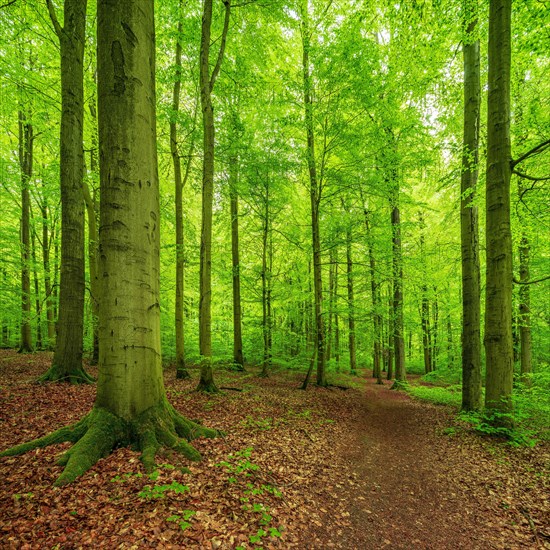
[0,349,548,549]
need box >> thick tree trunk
[230,158,244,369]
[484,0,513,413]
[301,1,326,387]
[18,109,33,353]
[172,10,192,380]
[1,0,220,486]
[345,226,357,375]
[460,1,482,410]
[41,0,91,383]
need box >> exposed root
[0,399,223,486]
[38,363,95,385]
[176,368,191,380]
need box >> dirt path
[314,379,549,550]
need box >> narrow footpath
[314,379,549,550]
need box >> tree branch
[511,138,550,168]
[512,169,550,182]
[46,0,63,38]
[513,274,550,285]
[209,0,231,92]
[0,0,17,8]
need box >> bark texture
[0,0,221,485]
[18,109,33,353]
[460,2,483,410]
[484,0,513,413]
[41,0,91,383]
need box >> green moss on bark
[38,363,95,384]
[0,400,222,486]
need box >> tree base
[390,379,408,390]
[176,368,191,380]
[38,363,95,384]
[0,399,221,486]
[195,361,219,393]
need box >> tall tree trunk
[326,247,335,363]
[1,268,10,347]
[518,235,532,380]
[387,290,394,380]
[484,0,513,413]
[31,225,43,349]
[391,198,406,384]
[172,7,193,380]
[86,99,100,365]
[432,288,439,371]
[197,0,230,392]
[82,178,99,365]
[300,1,326,387]
[364,209,382,384]
[421,288,432,374]
[18,108,33,353]
[334,258,340,372]
[0,0,220,485]
[41,0,92,383]
[345,225,357,375]
[40,181,56,349]
[230,158,244,369]
[419,214,432,374]
[261,185,272,377]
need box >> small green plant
[167,509,195,531]
[138,481,190,500]
[240,415,274,431]
[217,447,259,478]
[110,472,143,483]
[460,410,537,447]
[249,528,267,544]
[13,492,34,501]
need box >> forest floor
[0,349,549,549]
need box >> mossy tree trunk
[40,0,92,383]
[484,0,513,414]
[0,0,220,487]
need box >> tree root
[0,399,222,486]
[37,363,95,385]
[390,379,408,390]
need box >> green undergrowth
[407,371,550,445]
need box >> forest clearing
[1,350,548,549]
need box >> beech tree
[460,0,482,411]
[0,0,219,486]
[484,0,513,413]
[39,0,92,383]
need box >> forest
[0,0,549,547]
